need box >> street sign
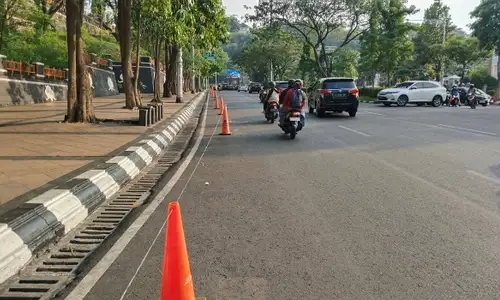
[226,69,240,79]
[203,52,216,60]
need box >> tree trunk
[133,2,142,107]
[65,0,95,123]
[118,0,136,109]
[164,44,178,98]
[153,38,162,102]
[496,52,500,99]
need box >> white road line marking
[466,170,500,185]
[363,111,385,116]
[438,124,497,136]
[338,125,371,137]
[66,97,211,300]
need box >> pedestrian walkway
[0,93,197,210]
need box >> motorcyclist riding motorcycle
[263,81,280,113]
[450,85,460,106]
[279,80,296,106]
[467,84,477,108]
[279,79,307,127]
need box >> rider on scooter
[450,85,460,106]
[263,81,280,113]
[279,79,307,127]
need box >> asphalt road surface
[67,92,500,300]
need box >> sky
[222,0,481,32]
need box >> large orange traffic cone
[219,97,225,115]
[220,104,231,135]
[160,202,196,300]
[214,95,219,109]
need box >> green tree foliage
[377,0,416,84]
[358,0,381,85]
[233,27,300,82]
[470,0,500,96]
[248,0,368,77]
[331,48,360,78]
[468,66,498,90]
[446,36,490,80]
[0,0,30,51]
[412,0,454,81]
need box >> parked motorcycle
[280,109,303,140]
[265,101,279,123]
[468,93,476,109]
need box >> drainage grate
[0,102,204,300]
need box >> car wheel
[482,103,488,107]
[396,95,408,107]
[431,95,442,107]
[348,109,357,117]
[315,105,325,118]
[308,105,314,114]
[383,103,391,107]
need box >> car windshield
[395,82,415,88]
[275,82,289,89]
[323,80,355,89]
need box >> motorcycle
[467,93,476,109]
[280,109,303,140]
[265,101,279,123]
[449,95,459,107]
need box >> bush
[359,87,384,98]
[488,89,497,96]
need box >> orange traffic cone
[219,97,225,115]
[220,104,231,135]
[214,95,219,109]
[160,202,195,300]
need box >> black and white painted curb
[0,91,206,284]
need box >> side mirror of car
[410,86,417,90]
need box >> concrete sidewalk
[0,94,196,209]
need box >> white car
[376,81,447,107]
[238,85,248,92]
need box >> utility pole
[269,0,274,82]
[176,47,183,103]
[191,44,196,93]
[440,19,447,86]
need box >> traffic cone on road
[220,104,232,135]
[214,95,219,110]
[219,97,225,115]
[160,202,196,300]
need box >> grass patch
[359,96,376,102]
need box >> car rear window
[323,80,355,89]
[275,82,289,89]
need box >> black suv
[248,82,262,94]
[307,77,359,117]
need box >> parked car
[307,77,359,117]
[274,81,289,93]
[238,85,248,92]
[248,82,262,93]
[376,81,446,107]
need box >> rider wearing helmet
[263,81,279,113]
[451,84,460,106]
[279,79,296,105]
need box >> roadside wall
[0,66,119,107]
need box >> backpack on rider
[291,86,302,110]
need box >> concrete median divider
[0,91,207,285]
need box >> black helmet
[470,84,475,88]
[268,81,275,89]
[287,79,295,88]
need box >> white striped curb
[0,91,206,284]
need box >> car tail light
[292,112,300,117]
[490,97,496,103]
[319,89,330,95]
[349,88,359,98]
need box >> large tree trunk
[65,0,95,123]
[152,38,162,102]
[164,44,178,98]
[118,0,137,109]
[496,51,500,99]
[133,4,142,107]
